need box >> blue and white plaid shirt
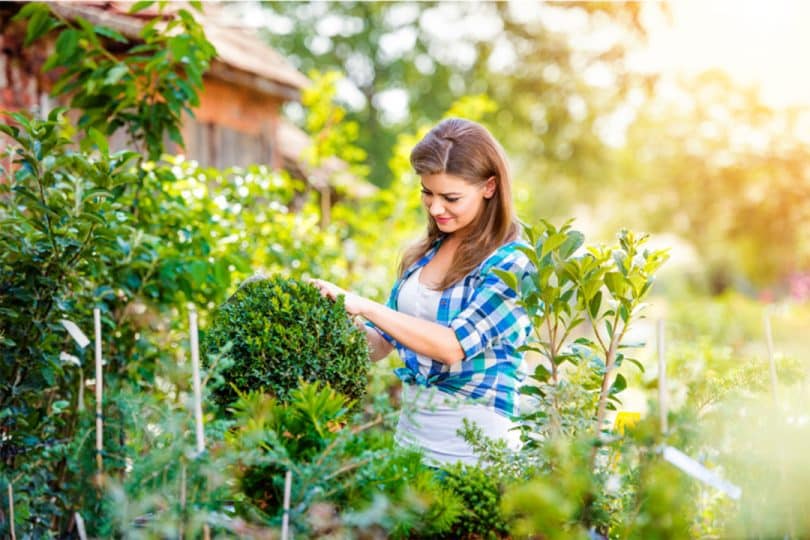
[369,238,534,418]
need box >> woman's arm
[310,279,464,365]
[361,323,394,362]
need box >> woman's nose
[429,200,444,215]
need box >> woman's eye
[445,197,459,203]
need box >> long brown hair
[399,118,519,289]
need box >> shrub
[436,463,510,539]
[203,276,370,407]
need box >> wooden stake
[179,463,187,540]
[74,512,88,540]
[189,306,205,455]
[763,310,778,404]
[189,307,211,540]
[77,368,85,412]
[657,319,668,434]
[281,470,292,540]
[94,308,103,473]
[7,482,15,540]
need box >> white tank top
[394,268,521,466]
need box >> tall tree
[258,1,651,194]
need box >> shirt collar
[402,234,446,280]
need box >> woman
[311,117,533,466]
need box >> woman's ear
[483,176,497,199]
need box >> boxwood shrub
[203,276,370,407]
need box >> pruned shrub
[203,276,370,407]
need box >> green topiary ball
[203,276,370,407]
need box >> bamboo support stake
[189,307,211,540]
[189,306,205,455]
[281,470,292,540]
[179,463,187,540]
[657,319,668,434]
[8,482,15,540]
[763,310,778,404]
[74,512,88,540]
[94,308,103,473]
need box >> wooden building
[0,1,373,214]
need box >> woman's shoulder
[480,239,534,274]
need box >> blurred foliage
[614,71,810,289]
[15,1,215,160]
[701,394,810,538]
[259,1,652,196]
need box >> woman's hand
[308,278,367,316]
[310,278,463,365]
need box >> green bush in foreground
[203,276,370,407]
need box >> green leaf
[13,186,58,217]
[103,63,129,85]
[492,268,518,291]
[13,2,50,21]
[558,230,584,259]
[588,290,602,319]
[24,7,57,46]
[9,111,33,131]
[514,244,539,267]
[130,1,155,13]
[604,271,626,298]
[52,400,70,414]
[520,385,545,398]
[52,28,80,63]
[610,373,627,394]
[624,358,644,372]
[531,364,551,382]
[540,232,567,259]
[87,128,109,155]
[82,187,114,203]
[79,212,106,225]
[518,343,548,355]
[0,124,20,139]
[612,250,627,276]
[94,25,128,43]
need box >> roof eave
[207,60,301,102]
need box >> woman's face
[420,173,496,237]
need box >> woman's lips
[434,217,452,224]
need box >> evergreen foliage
[203,276,370,407]
[437,463,510,540]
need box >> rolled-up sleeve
[365,320,396,347]
[449,251,533,360]
[364,283,400,347]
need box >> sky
[638,0,810,109]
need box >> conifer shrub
[203,276,370,407]
[436,463,510,539]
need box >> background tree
[258,1,654,203]
[608,71,810,291]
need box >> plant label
[60,319,90,349]
[662,445,742,500]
